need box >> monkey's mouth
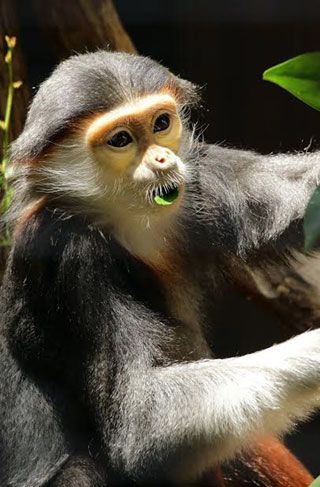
[151,185,180,206]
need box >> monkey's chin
[153,185,180,206]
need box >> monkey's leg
[222,437,313,487]
[194,438,313,486]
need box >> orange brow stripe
[85,93,178,146]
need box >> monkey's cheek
[132,164,156,183]
[176,159,187,177]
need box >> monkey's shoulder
[10,206,167,312]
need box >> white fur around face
[25,95,194,263]
[26,133,188,264]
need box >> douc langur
[1,50,320,486]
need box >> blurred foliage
[310,475,320,486]
[0,35,22,247]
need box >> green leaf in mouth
[154,187,179,206]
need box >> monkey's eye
[154,113,170,133]
[107,130,133,148]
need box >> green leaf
[309,475,320,487]
[304,186,320,251]
[154,188,179,206]
[263,52,320,111]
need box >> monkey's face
[85,93,187,214]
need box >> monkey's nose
[145,146,177,171]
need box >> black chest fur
[1,208,169,380]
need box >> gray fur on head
[11,51,199,164]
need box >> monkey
[1,50,320,486]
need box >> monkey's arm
[91,295,320,483]
[7,211,320,485]
[37,220,320,483]
[194,145,320,254]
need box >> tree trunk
[239,256,320,334]
[33,0,136,59]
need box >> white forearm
[113,329,320,473]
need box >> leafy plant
[309,475,320,487]
[0,35,22,247]
[263,52,320,251]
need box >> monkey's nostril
[155,156,166,163]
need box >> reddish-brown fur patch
[14,196,48,236]
[238,437,313,487]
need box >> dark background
[16,0,320,477]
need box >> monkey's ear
[0,345,70,486]
[167,75,201,108]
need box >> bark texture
[33,0,136,59]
